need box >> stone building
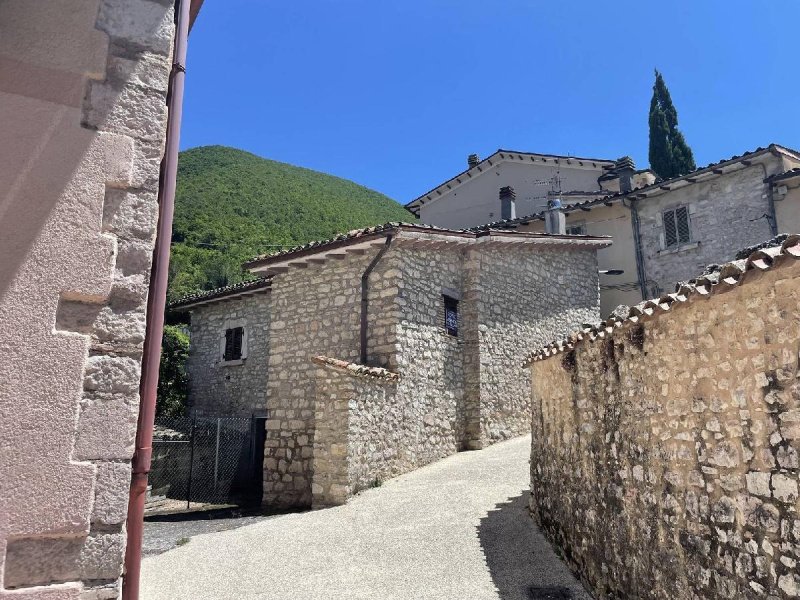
[0,1,201,597]
[526,235,800,599]
[172,223,609,508]
[409,145,800,316]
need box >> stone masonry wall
[312,365,399,506]
[529,262,800,599]
[186,292,271,417]
[474,244,600,447]
[263,249,397,507]
[638,164,779,296]
[0,1,174,597]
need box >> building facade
[0,1,195,597]
[174,224,609,508]
[413,145,800,315]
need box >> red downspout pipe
[122,0,190,597]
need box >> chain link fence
[148,414,264,510]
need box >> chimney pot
[614,156,636,193]
[468,154,480,169]
[545,198,566,234]
[499,186,516,220]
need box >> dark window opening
[444,296,459,337]
[566,223,586,236]
[663,206,691,248]
[224,326,244,361]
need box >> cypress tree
[648,70,696,179]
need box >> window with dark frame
[443,295,459,337]
[223,326,244,361]
[663,206,691,248]
[566,223,586,236]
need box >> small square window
[443,296,459,337]
[663,206,691,248]
[223,327,244,361]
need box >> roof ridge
[169,276,273,310]
[523,234,800,366]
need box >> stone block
[92,461,131,526]
[83,355,141,394]
[97,0,174,55]
[79,532,125,580]
[74,394,138,460]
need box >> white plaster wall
[418,160,608,229]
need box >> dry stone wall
[186,292,271,416]
[529,262,800,599]
[473,244,600,447]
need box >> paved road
[141,435,591,600]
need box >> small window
[443,296,459,337]
[223,327,244,361]
[663,206,691,248]
[566,223,586,236]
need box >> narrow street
[141,435,591,600]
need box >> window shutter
[663,210,678,248]
[676,206,691,243]
[224,329,234,360]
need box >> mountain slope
[168,145,413,302]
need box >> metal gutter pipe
[623,196,649,301]
[360,235,393,364]
[122,0,190,597]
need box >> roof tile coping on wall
[169,276,273,311]
[523,233,800,366]
[312,355,400,382]
[478,143,800,232]
[243,222,611,274]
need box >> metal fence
[149,414,264,509]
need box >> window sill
[219,358,246,367]
[658,241,700,256]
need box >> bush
[157,325,190,417]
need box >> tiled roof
[766,167,800,183]
[478,144,800,231]
[405,149,616,212]
[312,355,400,382]
[524,233,800,365]
[244,222,610,270]
[169,277,273,311]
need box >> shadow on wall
[476,492,593,600]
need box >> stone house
[525,235,800,599]
[172,223,610,508]
[409,145,800,316]
[0,1,201,597]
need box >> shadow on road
[477,491,593,600]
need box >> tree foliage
[157,325,190,417]
[168,146,414,302]
[648,70,696,180]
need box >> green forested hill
[168,145,413,302]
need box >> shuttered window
[223,327,244,361]
[663,206,691,248]
[443,296,459,337]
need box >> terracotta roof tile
[169,277,273,311]
[312,355,399,381]
[524,234,800,365]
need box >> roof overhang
[405,150,616,215]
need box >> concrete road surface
[141,435,592,600]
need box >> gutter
[360,235,393,364]
[122,0,190,598]
[623,196,649,300]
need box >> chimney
[467,154,480,169]
[614,156,636,193]
[499,186,516,220]
[545,198,566,234]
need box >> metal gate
[148,414,265,508]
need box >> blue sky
[181,0,800,204]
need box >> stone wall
[186,292,272,417]
[0,1,174,597]
[529,256,800,599]
[638,164,779,296]
[263,249,398,507]
[473,244,600,447]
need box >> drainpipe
[122,0,190,598]
[623,196,649,300]
[360,235,393,364]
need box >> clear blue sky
[181,0,800,204]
